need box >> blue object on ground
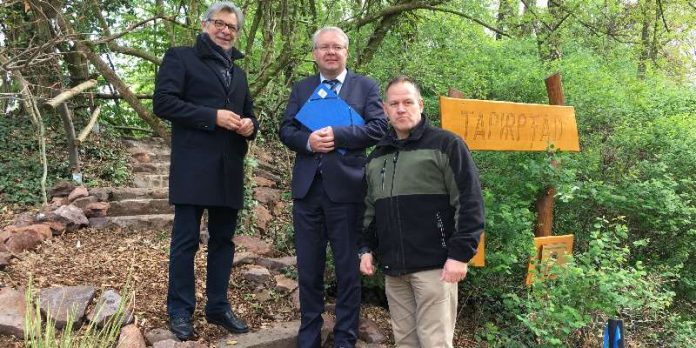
[603,319,625,348]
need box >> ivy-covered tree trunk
[637,0,654,79]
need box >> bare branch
[546,0,638,44]
[53,11,170,140]
[1,35,73,70]
[425,6,510,38]
[77,105,101,142]
[93,15,169,44]
[520,0,553,31]
[345,1,445,28]
[44,79,97,108]
[244,1,264,60]
[107,43,162,65]
[93,93,152,100]
[656,0,669,32]
[548,11,571,33]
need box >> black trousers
[294,177,361,348]
[167,204,238,318]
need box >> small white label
[317,89,328,99]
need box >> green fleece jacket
[359,117,484,276]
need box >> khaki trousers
[385,269,458,348]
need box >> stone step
[123,139,170,156]
[90,187,169,201]
[132,162,169,174]
[150,153,170,162]
[108,199,173,216]
[89,214,174,230]
[133,174,168,189]
[129,151,170,164]
[215,319,332,348]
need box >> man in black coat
[153,1,258,340]
[279,27,387,348]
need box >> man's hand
[236,117,254,137]
[360,253,375,276]
[216,110,242,131]
[440,258,468,283]
[308,126,335,153]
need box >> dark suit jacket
[279,71,387,203]
[153,35,258,209]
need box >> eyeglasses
[315,45,346,53]
[207,19,238,33]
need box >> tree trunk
[520,0,536,37]
[534,73,564,237]
[244,0,264,65]
[637,0,653,79]
[52,11,170,140]
[496,0,514,40]
[542,0,563,62]
[57,102,80,173]
[156,0,177,47]
[184,0,200,44]
[79,44,170,140]
[356,12,399,68]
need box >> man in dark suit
[153,1,257,341]
[279,26,388,348]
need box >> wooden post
[545,73,565,106]
[534,73,565,237]
[447,88,466,98]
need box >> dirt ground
[0,222,395,346]
[0,204,481,347]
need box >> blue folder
[295,84,364,154]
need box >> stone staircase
[1,137,392,347]
[89,138,175,230]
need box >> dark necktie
[323,79,340,93]
[316,79,340,168]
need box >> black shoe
[169,315,194,341]
[206,309,249,334]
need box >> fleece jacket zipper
[388,151,406,273]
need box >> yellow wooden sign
[470,232,485,267]
[525,234,574,285]
[440,97,580,152]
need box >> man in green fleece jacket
[358,76,484,348]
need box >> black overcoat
[153,35,258,209]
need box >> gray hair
[312,27,349,49]
[203,2,244,30]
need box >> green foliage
[351,5,696,346]
[487,218,680,347]
[552,76,696,302]
[0,114,132,205]
[237,155,259,236]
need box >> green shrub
[0,114,132,205]
[488,218,684,347]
